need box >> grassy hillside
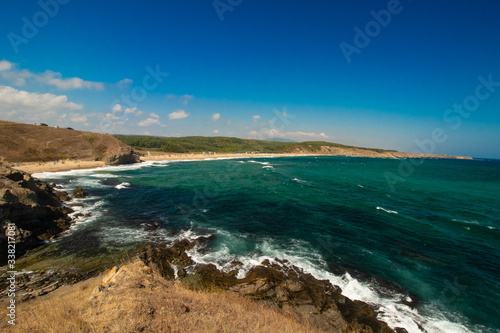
[114,134,396,154]
[0,120,132,163]
[2,260,321,333]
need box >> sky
[0,0,499,158]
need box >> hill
[114,134,472,159]
[0,120,139,165]
[113,134,396,154]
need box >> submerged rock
[72,186,86,198]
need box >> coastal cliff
[0,120,140,165]
[2,239,406,332]
[138,240,400,333]
[0,166,73,264]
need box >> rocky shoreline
[1,165,409,332]
[138,238,407,333]
[0,166,75,265]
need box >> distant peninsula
[0,120,472,174]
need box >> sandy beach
[9,153,317,174]
[140,152,316,162]
[12,160,106,174]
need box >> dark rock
[138,240,395,333]
[177,266,186,277]
[104,147,141,166]
[143,221,161,231]
[0,166,73,265]
[72,187,86,198]
[395,328,409,333]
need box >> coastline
[10,151,474,175]
[10,153,315,174]
[12,160,105,174]
[3,156,492,332]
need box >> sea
[32,156,500,333]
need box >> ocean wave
[186,233,474,333]
[115,182,130,189]
[90,173,120,178]
[377,206,399,214]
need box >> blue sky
[0,0,499,158]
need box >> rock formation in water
[139,240,405,333]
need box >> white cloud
[212,113,221,121]
[0,68,32,86]
[113,104,122,112]
[258,128,330,141]
[168,109,189,120]
[71,114,88,122]
[149,112,160,119]
[0,85,84,124]
[38,70,105,90]
[0,60,13,71]
[249,130,258,136]
[181,94,193,105]
[0,61,105,90]
[166,94,194,105]
[138,118,161,127]
[118,78,133,88]
[213,129,219,134]
[105,112,120,120]
[0,86,83,113]
[252,115,260,122]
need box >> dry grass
[0,261,323,333]
[0,119,128,163]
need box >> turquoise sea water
[35,157,500,332]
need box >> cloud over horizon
[168,109,189,120]
[250,128,330,141]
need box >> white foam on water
[115,182,130,189]
[292,177,306,184]
[186,233,475,333]
[377,206,399,214]
[101,226,148,244]
[452,219,480,225]
[90,173,120,178]
[248,160,272,166]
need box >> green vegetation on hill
[113,135,396,154]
